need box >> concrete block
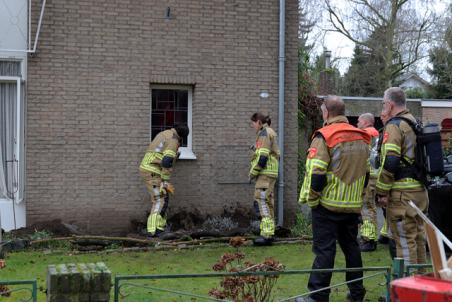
[46,262,111,302]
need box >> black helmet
[174,123,189,139]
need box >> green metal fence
[391,258,433,278]
[0,259,432,301]
[0,279,37,302]
[114,266,392,302]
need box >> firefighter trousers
[387,189,428,265]
[140,170,169,234]
[253,175,276,237]
[360,177,377,241]
[307,205,366,302]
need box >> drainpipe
[277,0,285,227]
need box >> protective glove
[160,181,175,195]
[248,173,257,184]
[376,195,388,208]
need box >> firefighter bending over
[139,124,189,238]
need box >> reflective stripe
[260,217,275,237]
[376,181,392,191]
[311,159,328,170]
[380,220,388,236]
[147,213,158,233]
[157,215,166,231]
[320,173,365,209]
[321,197,362,208]
[384,143,401,154]
[250,153,278,177]
[259,190,269,217]
[392,178,423,189]
[163,149,177,157]
[396,220,411,265]
[152,187,161,213]
[361,220,377,240]
[147,213,166,233]
[402,156,414,165]
[140,164,162,175]
[161,172,170,181]
[298,159,312,203]
[140,151,164,172]
[257,147,270,156]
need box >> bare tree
[324,0,441,86]
[298,0,323,54]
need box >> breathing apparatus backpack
[383,117,444,186]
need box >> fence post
[392,258,405,280]
[32,280,37,302]
[114,277,119,302]
[385,268,391,302]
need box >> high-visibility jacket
[299,116,371,213]
[363,127,379,137]
[249,124,280,178]
[376,110,424,194]
[139,129,180,181]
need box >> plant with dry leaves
[208,237,284,302]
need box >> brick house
[0,0,299,234]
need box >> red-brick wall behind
[422,107,452,126]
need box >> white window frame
[150,84,196,160]
[0,73,26,231]
[0,76,22,202]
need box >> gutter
[277,0,285,227]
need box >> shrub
[209,238,284,302]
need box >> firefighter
[357,113,379,252]
[297,96,370,302]
[374,111,398,259]
[249,112,280,246]
[376,87,428,265]
[139,124,189,237]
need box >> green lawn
[1,243,392,301]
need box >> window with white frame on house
[0,60,24,202]
[150,85,195,159]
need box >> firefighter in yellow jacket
[249,112,280,246]
[357,113,380,252]
[297,96,370,302]
[139,124,189,237]
[376,87,428,265]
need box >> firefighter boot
[360,239,377,252]
[253,236,274,246]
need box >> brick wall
[26,0,299,234]
[344,99,423,119]
[422,107,452,125]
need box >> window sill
[178,147,197,160]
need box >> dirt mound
[223,205,255,227]
[9,219,82,238]
[168,209,204,230]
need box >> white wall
[401,78,428,91]
[0,0,28,55]
[0,200,26,231]
[0,0,28,231]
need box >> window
[150,85,195,159]
[0,60,26,230]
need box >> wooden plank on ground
[425,222,443,278]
